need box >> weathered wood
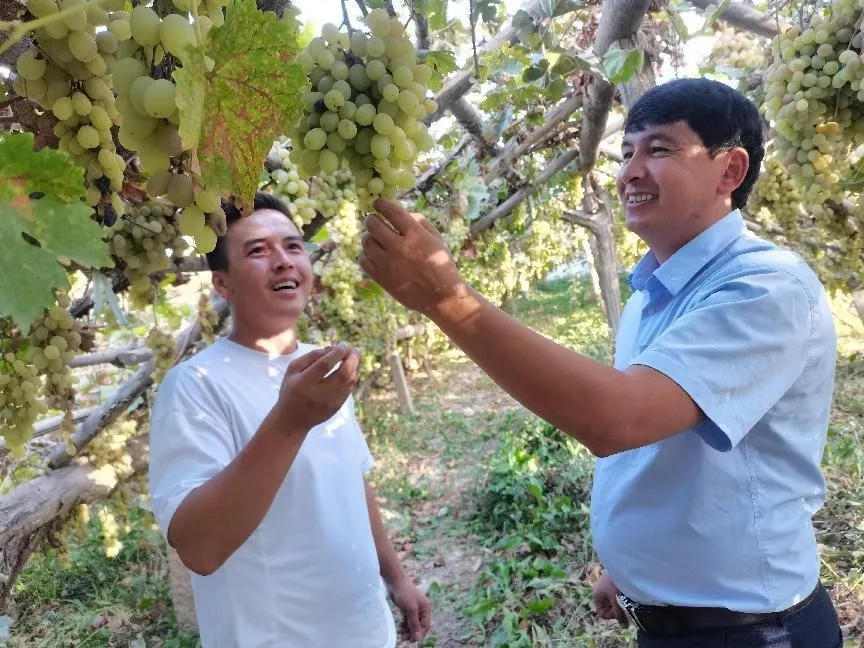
[0,437,149,602]
[388,351,414,415]
[69,345,153,369]
[688,0,783,39]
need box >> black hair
[205,192,294,271]
[624,78,765,209]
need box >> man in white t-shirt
[148,192,431,648]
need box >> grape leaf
[174,0,308,215]
[602,47,645,85]
[0,133,113,331]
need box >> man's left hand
[388,577,432,642]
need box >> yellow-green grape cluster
[0,350,46,457]
[106,200,187,308]
[146,328,176,382]
[72,503,90,543]
[314,190,362,322]
[15,0,128,223]
[763,0,864,219]
[703,26,767,73]
[269,146,319,226]
[86,417,138,478]
[105,1,227,250]
[98,504,123,558]
[197,293,220,344]
[749,156,804,235]
[291,10,437,208]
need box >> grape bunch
[106,200,188,308]
[703,26,767,74]
[0,292,83,455]
[146,327,176,382]
[15,0,128,223]
[290,9,438,208]
[269,145,319,226]
[105,2,228,252]
[197,293,220,344]
[762,0,864,220]
[749,156,804,235]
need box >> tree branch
[579,0,652,172]
[352,0,367,17]
[687,0,783,38]
[410,2,429,50]
[470,149,580,235]
[412,134,472,194]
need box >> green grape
[111,57,146,95]
[319,149,339,173]
[195,190,221,213]
[370,133,390,159]
[147,170,173,196]
[337,119,357,140]
[160,14,196,58]
[52,96,74,120]
[194,225,217,253]
[167,173,194,207]
[68,31,98,63]
[16,50,47,81]
[324,89,345,111]
[130,5,161,46]
[326,131,346,153]
[129,75,155,116]
[178,205,206,235]
[304,127,327,151]
[355,103,376,126]
[77,125,100,149]
[27,0,58,18]
[320,111,340,132]
[71,91,92,115]
[108,19,131,40]
[143,79,176,118]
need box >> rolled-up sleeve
[632,268,813,451]
[147,366,235,540]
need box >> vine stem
[0,0,108,57]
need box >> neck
[650,204,735,264]
[229,324,298,356]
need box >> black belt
[615,583,822,637]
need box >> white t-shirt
[148,338,396,648]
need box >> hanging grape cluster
[106,200,188,308]
[703,26,767,74]
[0,292,84,455]
[290,9,437,208]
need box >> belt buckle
[616,593,647,631]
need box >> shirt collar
[628,209,746,296]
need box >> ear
[719,147,749,196]
[212,271,230,300]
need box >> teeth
[627,193,655,205]
[273,281,298,290]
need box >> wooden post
[388,351,414,415]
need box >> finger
[404,604,422,642]
[411,211,443,239]
[419,595,432,635]
[613,600,629,628]
[305,344,352,381]
[373,198,421,236]
[360,230,385,254]
[358,252,377,278]
[365,212,400,247]
[287,347,330,374]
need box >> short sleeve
[147,365,235,540]
[346,395,374,473]
[632,269,812,451]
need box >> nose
[271,246,294,272]
[618,153,646,189]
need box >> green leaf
[701,0,732,32]
[174,0,308,214]
[525,597,555,616]
[424,50,458,91]
[551,0,582,17]
[666,8,689,41]
[522,64,546,82]
[602,47,645,85]
[426,0,448,30]
[0,133,112,330]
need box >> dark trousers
[637,583,843,648]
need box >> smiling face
[616,120,749,262]
[212,208,313,337]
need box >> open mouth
[272,280,299,292]
[626,193,656,206]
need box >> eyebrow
[622,132,678,148]
[242,235,303,251]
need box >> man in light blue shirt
[358,78,843,646]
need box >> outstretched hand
[359,198,466,316]
[275,344,359,433]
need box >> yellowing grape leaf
[174,0,308,214]
[0,133,113,331]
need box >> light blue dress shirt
[589,209,837,613]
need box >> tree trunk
[592,217,622,335]
[853,291,864,324]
